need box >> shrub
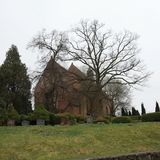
[57,113,77,125]
[7,106,20,120]
[0,108,7,121]
[32,105,50,120]
[130,115,141,122]
[142,112,160,122]
[49,113,61,125]
[75,115,86,123]
[112,116,132,123]
[20,114,29,121]
[94,116,110,124]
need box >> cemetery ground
[0,122,160,160]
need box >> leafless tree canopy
[28,29,68,66]
[27,29,68,111]
[67,20,151,89]
[105,80,131,115]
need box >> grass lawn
[0,122,160,160]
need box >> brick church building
[34,59,112,117]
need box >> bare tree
[28,29,68,66]
[67,20,151,115]
[27,29,68,112]
[104,80,131,116]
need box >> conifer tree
[0,45,32,114]
[132,107,140,116]
[155,101,160,112]
[132,107,136,115]
[121,107,128,116]
[141,103,146,115]
[128,111,132,116]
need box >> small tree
[136,110,140,116]
[32,104,50,120]
[128,111,132,116]
[7,105,20,120]
[132,107,140,116]
[155,101,160,112]
[121,107,128,116]
[141,103,146,115]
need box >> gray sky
[0,0,160,112]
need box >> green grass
[0,123,160,160]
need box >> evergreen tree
[136,110,140,116]
[155,101,160,112]
[141,103,146,115]
[132,107,140,116]
[0,45,32,114]
[121,107,128,116]
[128,111,132,116]
[132,107,136,115]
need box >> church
[34,59,112,117]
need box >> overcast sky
[0,0,160,112]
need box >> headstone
[36,119,45,125]
[7,120,15,126]
[86,115,93,123]
[21,120,30,126]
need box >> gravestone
[21,120,30,126]
[36,119,45,125]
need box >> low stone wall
[86,151,160,160]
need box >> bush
[142,112,160,122]
[57,113,77,125]
[0,108,7,121]
[7,106,20,120]
[20,114,29,121]
[49,113,61,125]
[32,105,50,120]
[130,115,141,122]
[94,116,110,124]
[75,115,86,123]
[112,116,132,123]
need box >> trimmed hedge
[130,115,141,121]
[112,116,132,123]
[142,112,160,122]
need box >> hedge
[142,112,160,122]
[112,116,132,123]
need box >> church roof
[68,63,85,78]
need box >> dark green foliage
[128,111,132,116]
[75,115,86,123]
[20,114,29,121]
[112,116,132,123]
[142,112,160,122]
[0,108,7,120]
[121,107,128,116]
[57,113,77,125]
[7,105,20,120]
[141,103,146,115]
[132,107,140,116]
[155,101,160,112]
[130,115,141,121]
[31,105,50,120]
[0,45,32,114]
[49,113,61,125]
